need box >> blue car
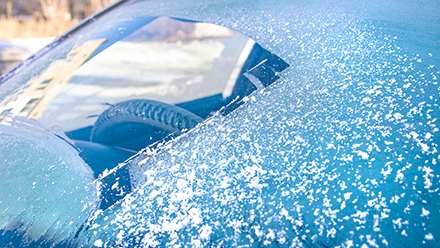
[0,39,31,76]
[0,0,439,247]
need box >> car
[0,39,31,76]
[0,0,439,247]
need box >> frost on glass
[1,0,440,246]
[0,116,98,246]
[72,0,439,247]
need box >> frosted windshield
[1,0,440,246]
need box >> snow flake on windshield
[74,4,439,248]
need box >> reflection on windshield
[0,17,287,152]
[0,39,107,119]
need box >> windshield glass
[0,16,287,152]
[1,0,439,247]
[0,6,289,247]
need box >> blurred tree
[84,0,115,17]
[39,0,70,21]
[5,0,11,19]
[0,0,116,20]
[0,0,40,18]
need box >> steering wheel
[91,99,203,148]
